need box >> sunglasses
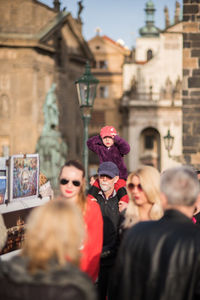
[99,174,113,180]
[127,183,143,191]
[60,179,81,187]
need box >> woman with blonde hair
[0,201,97,300]
[59,160,103,282]
[123,165,163,229]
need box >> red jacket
[80,198,103,282]
[88,179,129,203]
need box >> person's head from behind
[22,200,84,273]
[89,174,98,186]
[59,160,86,210]
[100,126,117,148]
[98,161,119,193]
[160,166,200,214]
[124,165,163,227]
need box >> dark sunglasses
[99,174,113,180]
[127,183,143,191]
[60,179,81,187]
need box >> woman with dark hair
[0,201,97,300]
[59,160,103,282]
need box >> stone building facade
[183,0,200,168]
[0,0,93,159]
[121,1,182,172]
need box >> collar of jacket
[163,209,193,224]
[98,189,116,199]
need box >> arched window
[147,49,153,61]
[99,86,109,98]
[139,127,161,170]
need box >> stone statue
[42,83,59,134]
[36,83,68,190]
[77,0,84,20]
[164,6,170,28]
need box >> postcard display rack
[0,154,49,256]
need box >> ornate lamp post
[163,129,174,158]
[75,62,99,188]
[163,129,185,163]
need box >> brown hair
[59,160,86,212]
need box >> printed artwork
[0,210,32,255]
[0,157,8,205]
[0,154,40,256]
[0,178,6,204]
[10,154,39,201]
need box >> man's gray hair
[161,166,200,206]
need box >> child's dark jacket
[87,135,130,180]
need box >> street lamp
[163,129,185,163]
[75,61,99,188]
[163,129,174,158]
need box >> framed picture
[0,157,8,204]
[0,208,32,255]
[9,154,39,202]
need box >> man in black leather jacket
[88,161,125,300]
[110,166,200,300]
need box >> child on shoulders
[87,126,131,210]
[87,126,130,180]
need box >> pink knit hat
[100,126,117,138]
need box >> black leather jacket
[95,191,122,264]
[110,209,200,300]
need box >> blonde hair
[124,165,163,228]
[59,160,87,212]
[22,200,84,273]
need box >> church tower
[139,0,160,37]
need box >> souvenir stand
[0,154,50,259]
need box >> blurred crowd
[1,125,200,300]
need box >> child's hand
[110,127,117,138]
[118,201,128,212]
[111,132,117,138]
[90,198,97,202]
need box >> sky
[40,0,182,49]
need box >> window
[140,128,161,170]
[99,60,108,69]
[92,61,97,68]
[147,49,153,61]
[99,86,109,98]
[145,135,154,149]
[93,60,108,69]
